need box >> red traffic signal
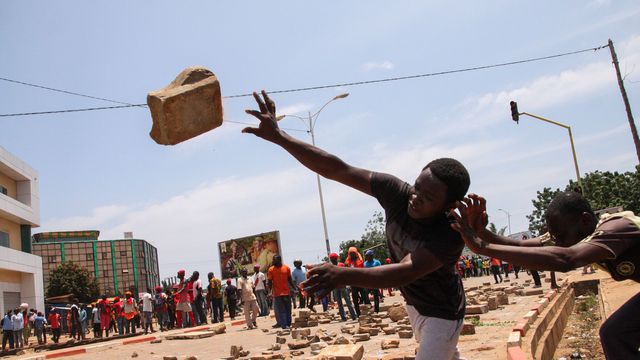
[510,101,519,123]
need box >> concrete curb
[122,335,158,345]
[44,348,87,359]
[505,285,565,359]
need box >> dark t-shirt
[582,212,640,282]
[371,172,465,320]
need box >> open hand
[450,199,488,254]
[301,263,341,299]
[464,194,489,233]
[242,90,282,142]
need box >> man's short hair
[545,191,595,219]
[423,158,470,203]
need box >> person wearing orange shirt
[267,255,296,329]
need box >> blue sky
[2,1,639,279]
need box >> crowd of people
[455,254,556,288]
[1,306,61,351]
[0,251,396,353]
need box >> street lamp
[497,208,511,235]
[509,101,585,195]
[279,93,350,255]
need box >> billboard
[218,230,281,280]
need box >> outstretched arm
[243,91,373,196]
[451,200,610,271]
[302,247,443,298]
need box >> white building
[0,146,43,314]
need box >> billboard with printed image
[218,230,281,280]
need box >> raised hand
[464,194,489,233]
[242,90,282,143]
[450,199,488,253]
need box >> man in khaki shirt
[237,268,260,329]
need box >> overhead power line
[0,77,140,106]
[0,44,609,118]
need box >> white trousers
[406,304,466,360]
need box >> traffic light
[510,101,519,123]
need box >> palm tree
[488,222,508,236]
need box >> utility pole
[608,39,640,164]
[309,111,331,256]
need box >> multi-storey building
[0,146,43,315]
[32,231,160,297]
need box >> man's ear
[581,212,597,229]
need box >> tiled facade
[33,232,160,296]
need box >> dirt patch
[553,293,605,360]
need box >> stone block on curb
[507,331,521,348]
[512,321,530,337]
[523,310,538,324]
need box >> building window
[120,251,127,257]
[86,253,94,261]
[0,231,9,248]
[102,252,108,259]
[48,256,56,263]
[0,186,7,196]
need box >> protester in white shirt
[142,290,154,334]
[252,264,269,316]
[238,268,260,329]
[11,310,23,348]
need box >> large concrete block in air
[147,66,223,145]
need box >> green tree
[527,187,561,236]
[337,211,390,262]
[46,261,100,303]
[567,166,640,214]
[527,166,640,236]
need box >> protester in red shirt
[328,253,357,321]
[97,295,112,337]
[112,297,124,335]
[47,309,61,343]
[344,247,369,316]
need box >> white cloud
[361,61,395,72]
[41,205,129,231]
